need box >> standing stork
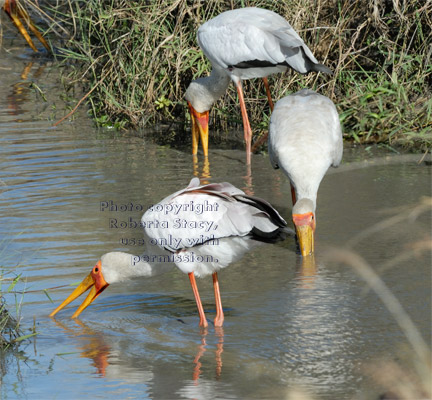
[185,7,332,164]
[50,178,290,327]
[268,89,342,256]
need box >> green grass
[0,238,37,350]
[0,275,36,349]
[43,0,431,150]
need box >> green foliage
[0,238,36,350]
[49,0,431,149]
[0,291,33,349]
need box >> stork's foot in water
[214,315,224,327]
[2,0,50,52]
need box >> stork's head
[49,252,168,318]
[185,78,215,156]
[186,99,209,156]
[49,258,110,319]
[292,198,316,257]
[185,72,230,156]
[49,252,139,318]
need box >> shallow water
[0,42,431,399]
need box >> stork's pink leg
[212,272,224,327]
[262,77,274,111]
[188,272,208,328]
[234,81,252,165]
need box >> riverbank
[45,0,431,151]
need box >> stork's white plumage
[50,178,290,327]
[268,89,342,256]
[185,7,332,164]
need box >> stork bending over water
[185,7,332,164]
[50,178,290,327]
[268,89,343,256]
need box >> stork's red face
[292,212,316,257]
[49,260,109,318]
[187,101,209,156]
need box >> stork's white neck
[185,67,231,113]
[101,252,174,284]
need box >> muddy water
[1,44,431,399]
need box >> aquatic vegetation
[0,274,35,349]
[45,0,431,150]
[0,238,37,350]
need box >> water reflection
[275,253,360,392]
[51,318,155,394]
[192,327,224,382]
[192,155,211,184]
[7,62,46,118]
[52,319,110,376]
[192,154,254,196]
[52,317,226,395]
[295,254,317,290]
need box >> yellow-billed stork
[50,178,291,327]
[268,89,342,256]
[185,7,332,164]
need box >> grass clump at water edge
[0,298,23,349]
[0,272,36,350]
[45,0,432,151]
[0,238,37,350]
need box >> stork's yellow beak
[293,212,315,257]
[2,0,50,52]
[50,260,109,318]
[188,102,209,156]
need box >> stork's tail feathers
[250,225,294,244]
[233,194,287,228]
[312,63,333,75]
